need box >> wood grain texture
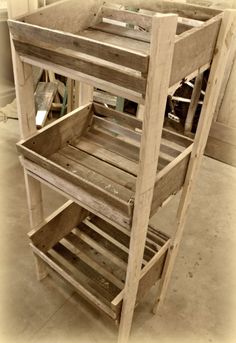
[28,201,88,253]
[170,15,222,86]
[13,40,147,94]
[118,14,177,343]
[8,19,149,72]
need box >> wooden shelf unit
[9,1,236,343]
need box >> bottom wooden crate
[29,201,170,321]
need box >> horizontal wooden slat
[53,242,119,300]
[92,22,150,43]
[50,152,133,202]
[28,201,88,253]
[72,136,138,176]
[151,149,191,216]
[31,243,118,320]
[93,103,142,130]
[61,145,136,191]
[74,226,128,271]
[89,216,155,262]
[13,40,147,94]
[136,1,221,21]
[101,6,152,30]
[93,116,141,144]
[85,129,139,162]
[8,20,149,73]
[63,233,125,290]
[22,157,132,228]
[19,53,145,104]
[170,15,222,86]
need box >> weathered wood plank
[18,103,93,157]
[101,6,152,30]
[28,201,88,253]
[92,22,150,42]
[8,19,149,72]
[60,145,136,191]
[22,158,132,228]
[13,39,147,94]
[171,15,222,86]
[118,14,177,343]
[72,137,138,176]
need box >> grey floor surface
[0,120,235,343]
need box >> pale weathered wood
[18,54,145,104]
[8,20,149,73]
[10,25,47,280]
[153,9,236,314]
[101,6,152,30]
[30,243,119,320]
[18,103,93,157]
[28,201,89,252]
[79,83,94,106]
[21,157,132,228]
[171,14,222,86]
[13,39,147,94]
[92,22,150,42]
[118,14,177,343]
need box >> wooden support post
[184,72,204,135]
[118,14,177,343]
[10,34,47,280]
[79,83,94,106]
[153,9,236,314]
[66,78,74,113]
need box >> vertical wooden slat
[118,14,178,343]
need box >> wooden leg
[118,14,177,343]
[79,82,94,106]
[67,78,74,113]
[24,171,47,280]
[153,9,236,314]
[10,39,48,280]
[184,72,204,135]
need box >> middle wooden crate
[18,102,193,228]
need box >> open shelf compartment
[29,200,170,322]
[8,1,222,103]
[17,102,193,228]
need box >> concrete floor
[0,119,236,343]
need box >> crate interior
[29,203,170,321]
[18,103,193,227]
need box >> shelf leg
[78,83,94,106]
[118,14,177,343]
[10,40,48,280]
[153,9,236,315]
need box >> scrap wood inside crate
[28,201,170,320]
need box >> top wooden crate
[8,0,222,103]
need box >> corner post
[118,13,177,343]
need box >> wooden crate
[8,1,222,103]
[17,102,193,228]
[28,200,170,321]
